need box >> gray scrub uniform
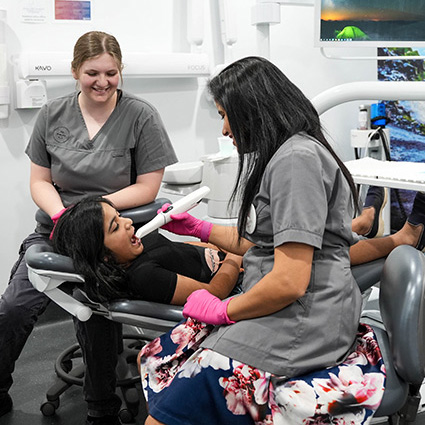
[26,90,177,231]
[202,133,362,378]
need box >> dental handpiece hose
[135,186,211,239]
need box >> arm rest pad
[107,299,184,323]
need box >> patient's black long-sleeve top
[125,233,217,304]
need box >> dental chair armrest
[351,257,385,293]
[106,299,184,332]
[108,299,183,321]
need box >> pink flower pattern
[345,326,383,368]
[140,322,385,424]
[219,362,270,420]
[170,317,211,354]
[312,366,385,420]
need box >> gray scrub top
[26,90,177,232]
[202,133,362,377]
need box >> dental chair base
[40,333,148,423]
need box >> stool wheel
[60,358,73,373]
[119,408,135,423]
[40,398,60,416]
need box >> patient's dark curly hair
[51,196,128,302]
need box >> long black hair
[208,56,359,235]
[51,196,128,302]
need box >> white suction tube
[135,186,211,239]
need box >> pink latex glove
[51,208,67,224]
[183,289,235,325]
[49,208,67,240]
[158,203,213,242]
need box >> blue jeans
[0,232,122,416]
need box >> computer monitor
[315,0,425,48]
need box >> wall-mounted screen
[315,0,425,47]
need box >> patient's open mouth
[131,235,141,246]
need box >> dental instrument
[135,186,210,239]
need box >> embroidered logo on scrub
[53,127,70,143]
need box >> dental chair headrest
[26,244,76,274]
[35,197,171,230]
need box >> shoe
[0,393,13,417]
[363,186,388,239]
[407,191,425,251]
[86,414,121,425]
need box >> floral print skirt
[138,319,385,425]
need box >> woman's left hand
[183,289,235,325]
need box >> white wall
[0,0,377,293]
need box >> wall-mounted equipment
[13,50,210,109]
[15,51,210,80]
[251,0,314,58]
[0,9,10,119]
[15,79,47,109]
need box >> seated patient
[51,196,242,305]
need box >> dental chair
[27,199,184,423]
[26,226,425,425]
[26,241,183,423]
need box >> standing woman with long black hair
[138,57,385,425]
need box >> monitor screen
[315,0,425,47]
